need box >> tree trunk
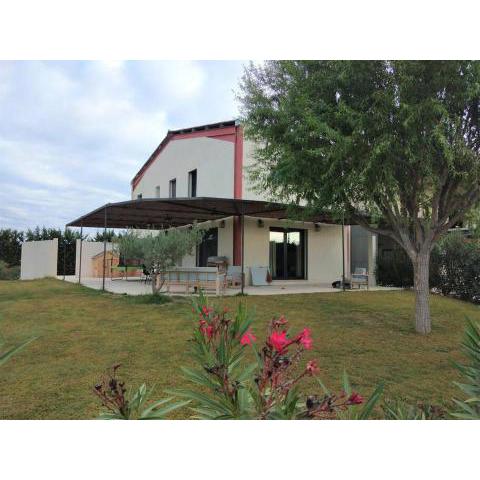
[151,273,164,295]
[413,251,431,334]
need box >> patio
[60,275,398,296]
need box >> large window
[188,169,197,198]
[196,228,218,267]
[169,179,176,198]
[269,228,306,280]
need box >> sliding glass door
[269,228,306,280]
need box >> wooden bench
[158,267,226,295]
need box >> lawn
[1,278,479,419]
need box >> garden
[1,278,480,419]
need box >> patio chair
[142,264,151,284]
[225,266,242,287]
[350,267,369,290]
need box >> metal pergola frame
[66,197,350,294]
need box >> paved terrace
[60,276,399,296]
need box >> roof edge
[130,119,239,190]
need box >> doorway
[196,228,218,267]
[269,227,306,280]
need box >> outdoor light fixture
[314,223,321,232]
[219,220,226,228]
[257,219,264,228]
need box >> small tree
[114,227,204,294]
[239,61,480,334]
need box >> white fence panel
[20,239,58,280]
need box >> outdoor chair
[225,266,242,287]
[142,264,151,284]
[350,267,369,290]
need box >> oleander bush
[452,319,480,419]
[171,292,383,419]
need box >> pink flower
[206,325,214,339]
[306,360,319,375]
[298,328,313,350]
[269,331,290,352]
[347,392,364,405]
[240,329,256,346]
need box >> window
[155,186,160,198]
[169,179,176,198]
[137,193,142,199]
[188,169,197,198]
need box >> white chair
[351,267,369,289]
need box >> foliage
[93,364,189,419]
[431,233,480,303]
[113,227,204,294]
[172,292,383,419]
[239,60,480,334]
[0,229,24,266]
[377,232,480,304]
[0,260,20,280]
[91,230,116,243]
[452,319,480,419]
[382,399,446,419]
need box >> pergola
[66,197,349,293]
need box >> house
[130,119,377,286]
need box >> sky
[0,60,246,231]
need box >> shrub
[93,364,189,419]
[171,292,383,419]
[382,399,446,420]
[452,319,480,419]
[431,234,480,303]
[377,232,480,304]
[0,260,20,280]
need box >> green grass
[1,278,479,419]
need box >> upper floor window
[137,193,142,199]
[155,185,160,198]
[169,179,176,198]
[188,169,197,198]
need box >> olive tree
[239,61,480,334]
[114,227,204,294]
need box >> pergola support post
[241,214,245,295]
[102,205,107,291]
[341,212,346,292]
[62,226,67,281]
[78,224,83,284]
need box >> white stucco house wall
[130,119,376,286]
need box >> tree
[114,227,204,294]
[239,61,480,334]
[0,229,24,266]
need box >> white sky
[0,61,246,230]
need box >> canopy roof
[67,197,347,229]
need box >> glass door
[197,228,218,266]
[269,228,305,280]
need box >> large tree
[239,61,480,334]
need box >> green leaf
[141,400,191,419]
[357,383,384,420]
